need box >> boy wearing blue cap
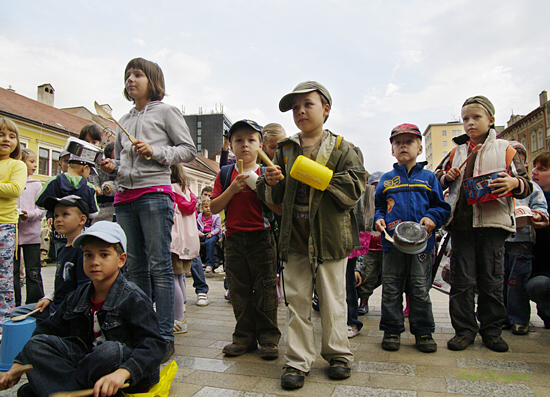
[375,123,451,353]
[210,120,282,361]
[0,221,165,397]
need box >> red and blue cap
[390,123,422,142]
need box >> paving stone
[173,355,235,372]
[331,385,416,396]
[446,379,535,396]
[193,387,279,397]
[456,358,531,372]
[354,360,415,376]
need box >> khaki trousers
[283,253,353,372]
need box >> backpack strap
[220,164,236,193]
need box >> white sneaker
[347,325,360,338]
[173,319,188,334]
[197,293,209,306]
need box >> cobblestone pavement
[7,263,550,397]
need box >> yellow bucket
[290,155,333,191]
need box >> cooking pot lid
[394,221,428,244]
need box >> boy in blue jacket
[375,123,451,353]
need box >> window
[197,128,201,136]
[197,143,201,152]
[539,131,544,150]
[532,133,537,152]
[452,130,461,136]
[443,141,447,146]
[39,148,50,175]
[51,150,61,176]
[20,142,27,149]
[197,136,202,144]
[197,121,202,128]
[442,130,447,136]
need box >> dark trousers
[346,257,363,329]
[225,229,281,346]
[14,244,44,306]
[357,250,382,301]
[449,228,508,339]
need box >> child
[210,119,281,361]
[0,221,165,397]
[257,81,367,389]
[14,149,46,306]
[170,164,200,334]
[262,123,286,161]
[197,198,221,273]
[374,124,451,353]
[99,57,197,362]
[442,96,532,352]
[0,118,27,332]
[36,154,100,226]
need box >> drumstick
[256,150,284,180]
[237,159,243,174]
[459,144,482,170]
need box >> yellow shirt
[0,158,27,224]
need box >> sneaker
[224,290,231,302]
[173,319,188,334]
[17,383,37,397]
[447,335,474,351]
[197,293,209,306]
[483,336,509,352]
[381,333,400,351]
[358,299,369,315]
[161,339,175,363]
[511,324,529,335]
[501,319,512,330]
[328,358,351,379]
[281,366,307,389]
[222,342,257,356]
[347,325,360,338]
[205,266,213,273]
[415,334,438,353]
[259,343,279,360]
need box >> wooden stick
[256,150,284,180]
[237,159,243,174]
[459,144,482,170]
[49,383,129,397]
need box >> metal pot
[392,221,429,254]
[64,137,104,164]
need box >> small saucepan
[383,221,429,254]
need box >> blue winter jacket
[374,162,451,252]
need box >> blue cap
[73,221,127,252]
[228,119,263,140]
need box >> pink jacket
[17,177,46,245]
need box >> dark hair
[533,151,550,169]
[201,186,213,194]
[79,124,103,144]
[104,142,115,159]
[81,235,124,256]
[170,163,189,190]
[123,58,165,102]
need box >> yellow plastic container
[290,155,333,191]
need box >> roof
[0,87,91,135]
[184,154,220,176]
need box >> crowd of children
[1,62,550,396]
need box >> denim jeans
[504,242,533,326]
[526,275,550,326]
[346,257,363,330]
[14,244,44,306]
[357,250,382,300]
[200,235,219,267]
[115,193,175,340]
[18,335,152,397]
[191,256,209,294]
[380,248,435,336]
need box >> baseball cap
[368,171,384,185]
[68,154,97,175]
[389,123,422,142]
[228,119,263,141]
[73,221,127,252]
[462,95,495,117]
[43,195,90,220]
[279,81,332,112]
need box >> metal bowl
[393,221,429,254]
[64,137,104,164]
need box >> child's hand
[528,209,550,229]
[206,233,212,238]
[355,271,362,287]
[375,219,386,233]
[445,167,461,182]
[229,174,249,193]
[95,186,103,196]
[100,159,115,174]
[93,369,130,397]
[0,364,24,390]
[132,140,153,158]
[20,210,28,221]
[199,232,205,238]
[34,298,51,312]
[264,166,282,186]
[490,172,519,197]
[420,217,436,233]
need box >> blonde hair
[0,118,21,160]
[462,103,491,118]
[21,148,36,162]
[68,163,89,175]
[201,198,211,206]
[263,123,286,143]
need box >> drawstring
[280,262,288,306]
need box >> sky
[1,0,550,172]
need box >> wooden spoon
[256,149,284,180]
[11,308,40,322]
[383,228,394,244]
[94,101,151,160]
[49,383,129,397]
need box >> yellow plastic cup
[290,155,333,191]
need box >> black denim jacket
[19,272,165,388]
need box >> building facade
[184,111,232,159]
[423,122,465,171]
